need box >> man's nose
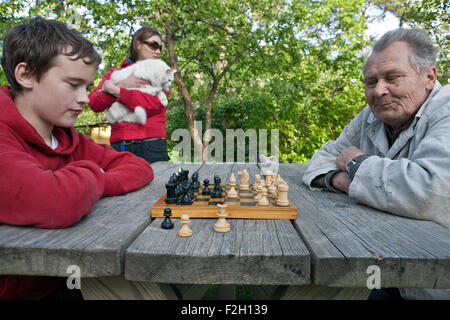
[373,80,389,96]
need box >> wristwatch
[346,153,369,174]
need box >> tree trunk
[165,18,204,161]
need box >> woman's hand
[101,80,121,98]
[116,74,151,89]
[102,75,151,98]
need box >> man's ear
[424,66,437,91]
[14,62,35,89]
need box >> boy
[0,17,154,299]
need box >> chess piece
[202,179,211,195]
[276,183,290,206]
[180,181,193,205]
[178,214,192,237]
[253,174,261,192]
[161,208,174,229]
[264,171,273,188]
[254,184,262,202]
[165,180,177,204]
[191,172,200,191]
[268,172,277,195]
[214,203,230,233]
[211,175,223,198]
[237,169,250,191]
[258,187,269,206]
[227,173,238,198]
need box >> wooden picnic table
[0,162,448,300]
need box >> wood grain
[278,163,450,289]
[0,162,202,277]
[125,162,310,285]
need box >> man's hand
[330,171,352,194]
[336,146,366,172]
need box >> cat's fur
[105,59,176,125]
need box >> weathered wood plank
[125,162,310,285]
[279,163,450,289]
[0,162,202,277]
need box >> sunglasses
[140,40,163,51]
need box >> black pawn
[161,208,174,229]
[202,179,211,195]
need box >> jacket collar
[0,85,79,155]
[365,81,442,157]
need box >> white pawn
[264,171,273,188]
[254,184,262,202]
[178,214,193,237]
[227,173,238,198]
[276,183,290,207]
[253,174,261,192]
[214,203,230,233]
[268,172,277,195]
[258,187,269,206]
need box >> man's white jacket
[303,82,450,229]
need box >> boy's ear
[14,62,35,89]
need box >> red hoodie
[89,58,169,143]
[0,85,154,299]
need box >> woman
[89,26,170,163]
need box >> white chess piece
[178,214,193,237]
[253,174,261,192]
[276,183,290,207]
[254,184,262,202]
[237,169,250,191]
[227,173,238,198]
[264,171,273,188]
[258,187,269,206]
[214,203,230,233]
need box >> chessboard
[152,183,298,220]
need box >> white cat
[104,59,176,125]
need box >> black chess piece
[191,172,200,191]
[179,181,193,205]
[202,179,211,195]
[161,208,174,229]
[211,175,222,198]
[165,179,177,204]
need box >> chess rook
[276,183,289,207]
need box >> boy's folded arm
[81,138,154,196]
[0,149,105,229]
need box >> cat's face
[137,59,176,90]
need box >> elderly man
[303,28,450,300]
[303,28,449,230]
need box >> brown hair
[129,26,162,62]
[1,16,102,95]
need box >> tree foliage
[0,0,448,162]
